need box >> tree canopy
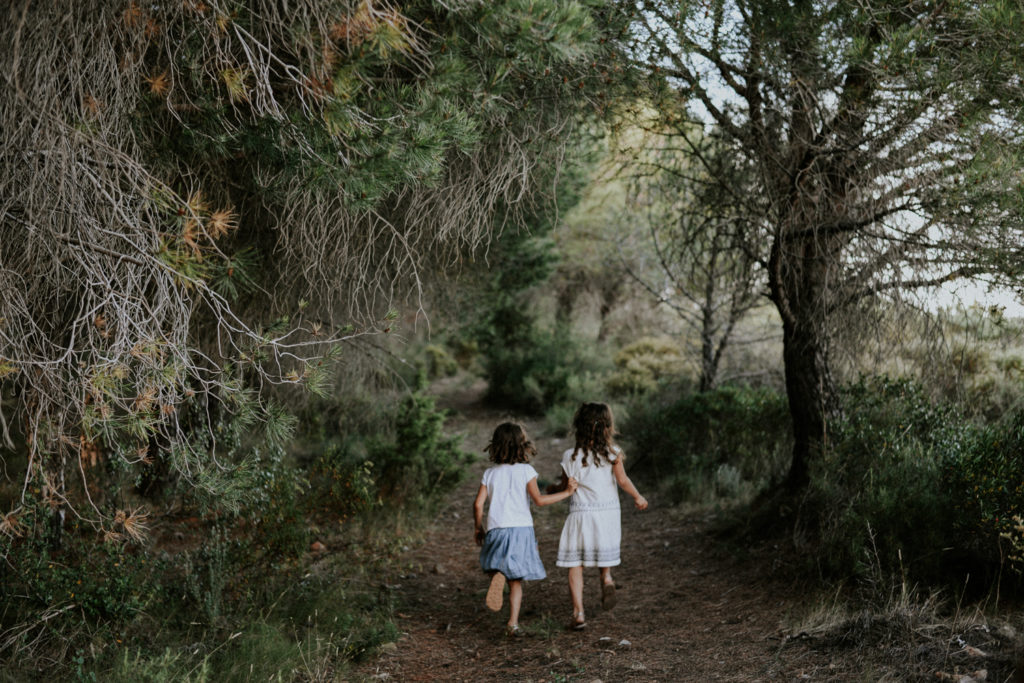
[0,0,628,523]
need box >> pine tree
[0,0,631,531]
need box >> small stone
[433,563,446,575]
[310,541,326,553]
[618,639,631,647]
[380,642,398,654]
[598,636,613,643]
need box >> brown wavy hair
[485,422,537,464]
[571,402,619,466]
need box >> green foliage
[471,225,605,414]
[372,389,473,505]
[308,442,378,523]
[808,377,963,581]
[423,344,459,379]
[182,527,234,626]
[943,411,1024,568]
[484,327,595,414]
[625,383,792,502]
[1,527,161,627]
[249,453,310,560]
[605,337,689,396]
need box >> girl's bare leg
[508,580,523,628]
[600,567,617,610]
[600,567,614,586]
[568,566,585,623]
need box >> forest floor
[355,377,1020,682]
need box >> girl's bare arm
[528,476,578,507]
[473,484,488,545]
[612,458,648,510]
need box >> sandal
[601,581,617,611]
[569,612,586,631]
[505,624,524,638]
[485,572,506,612]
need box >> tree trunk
[780,313,838,491]
[770,232,842,493]
[699,311,717,392]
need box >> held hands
[566,477,579,493]
[634,495,649,511]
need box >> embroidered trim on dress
[557,547,621,563]
[568,500,620,513]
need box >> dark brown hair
[485,422,537,465]
[571,402,619,466]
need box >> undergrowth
[0,382,470,681]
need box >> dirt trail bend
[356,382,863,682]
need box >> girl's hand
[475,527,485,546]
[566,477,579,492]
[634,495,649,511]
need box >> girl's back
[560,448,620,510]
[481,462,538,529]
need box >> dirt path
[354,380,1006,682]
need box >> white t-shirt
[481,463,539,531]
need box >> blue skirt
[479,526,546,581]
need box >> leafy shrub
[372,390,473,505]
[308,442,378,523]
[482,326,592,414]
[605,337,689,396]
[183,526,234,626]
[943,410,1024,569]
[450,338,480,370]
[249,450,310,560]
[808,377,964,581]
[624,383,791,501]
[423,344,459,379]
[0,504,162,629]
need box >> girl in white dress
[551,402,647,630]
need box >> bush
[605,337,689,396]
[0,505,162,629]
[806,376,1024,586]
[482,326,593,414]
[372,389,473,505]
[624,383,792,501]
[808,377,963,581]
[420,344,459,379]
[943,410,1024,572]
[249,450,310,561]
[308,442,378,523]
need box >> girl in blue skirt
[473,422,577,636]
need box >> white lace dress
[556,447,621,568]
